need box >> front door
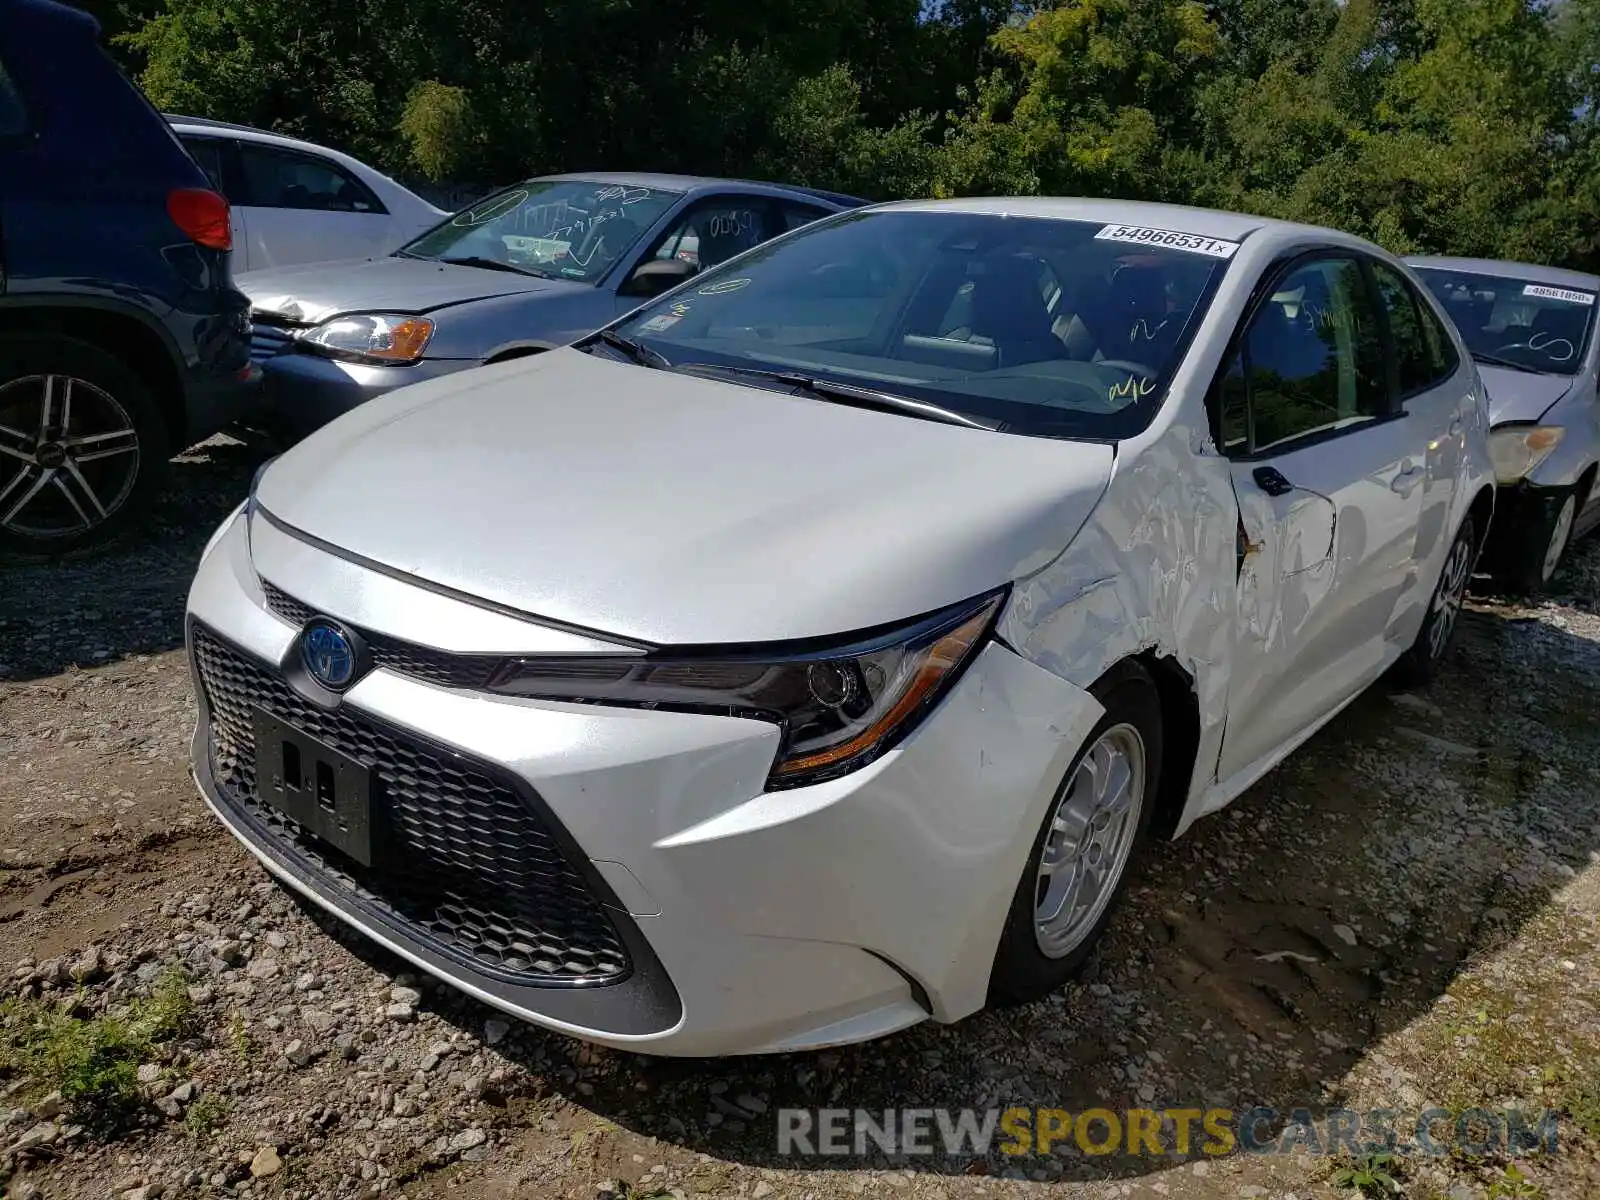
[1217,254,1422,780]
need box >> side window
[180,135,227,193]
[780,203,831,232]
[1372,262,1445,396]
[1234,257,1387,454]
[0,58,26,138]
[647,199,772,272]
[1414,287,1460,381]
[235,144,386,214]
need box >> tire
[1392,515,1475,687]
[988,660,1164,1006]
[0,334,171,562]
[1496,486,1579,596]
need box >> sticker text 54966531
[1095,224,1241,259]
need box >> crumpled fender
[998,415,1239,837]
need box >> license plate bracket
[252,708,375,867]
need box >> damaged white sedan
[186,198,1494,1056]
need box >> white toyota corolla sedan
[186,198,1494,1056]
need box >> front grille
[260,580,504,691]
[192,624,630,985]
[250,324,296,364]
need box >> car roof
[1405,255,1600,291]
[166,114,341,155]
[533,172,867,207]
[870,196,1279,240]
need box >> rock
[461,1145,491,1162]
[448,1127,487,1154]
[137,1063,162,1085]
[250,1146,283,1178]
[247,958,280,980]
[284,1039,316,1068]
[14,1182,43,1200]
[264,931,288,949]
[69,945,102,983]
[31,1090,65,1118]
[334,1034,360,1061]
[389,985,422,1005]
[293,972,317,993]
[168,1080,197,1104]
[483,1018,509,1046]
[384,1002,415,1023]
[597,1181,624,1200]
[1332,924,1358,947]
[419,1053,440,1073]
[302,1007,337,1034]
[737,1094,768,1114]
[753,1183,774,1199]
[209,939,244,967]
[122,1184,164,1200]
[10,1121,60,1153]
[186,983,214,1003]
[392,1097,418,1118]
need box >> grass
[0,965,194,1135]
[183,1091,229,1138]
[1329,1150,1403,1196]
[1487,1163,1545,1200]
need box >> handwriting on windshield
[451,189,528,227]
[594,186,655,205]
[1108,375,1155,405]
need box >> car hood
[1477,364,1576,425]
[253,350,1115,645]
[239,256,582,323]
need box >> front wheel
[0,335,170,562]
[1392,516,1475,686]
[1497,487,1578,596]
[988,661,1163,1005]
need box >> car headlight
[487,591,1005,788]
[1488,425,1565,484]
[299,313,434,364]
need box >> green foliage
[1330,1150,1403,1196]
[102,0,1600,269]
[1487,1163,1545,1200]
[0,966,195,1135]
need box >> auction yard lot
[1,436,1598,1200]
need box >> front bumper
[257,346,473,436]
[1480,479,1568,568]
[185,512,1103,1055]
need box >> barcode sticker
[1523,284,1596,306]
[1095,224,1241,259]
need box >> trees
[97,0,1600,267]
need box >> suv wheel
[0,335,170,560]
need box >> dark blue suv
[0,0,254,559]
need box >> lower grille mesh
[191,624,630,985]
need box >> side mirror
[619,258,696,298]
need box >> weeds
[0,965,194,1135]
[1487,1163,1544,1200]
[182,1092,228,1138]
[1330,1150,1403,1196]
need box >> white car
[186,198,1494,1056]
[168,116,447,271]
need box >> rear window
[0,57,26,137]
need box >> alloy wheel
[1541,494,1577,584]
[0,374,141,539]
[1033,723,1146,959]
[1427,534,1473,660]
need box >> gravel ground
[1,437,1597,1200]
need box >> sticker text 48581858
[1095,224,1241,259]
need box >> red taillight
[167,188,232,251]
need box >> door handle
[1390,461,1424,496]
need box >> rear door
[232,141,393,269]
[1216,252,1423,780]
[1369,259,1469,639]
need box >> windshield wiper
[437,255,547,278]
[585,329,672,369]
[673,363,998,431]
[1471,351,1552,375]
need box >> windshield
[610,210,1234,439]
[400,179,679,283]
[1413,267,1597,376]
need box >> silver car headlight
[299,313,435,365]
[1489,425,1565,484]
[487,591,1005,789]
